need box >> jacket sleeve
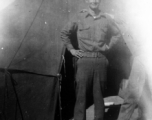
[60,16,78,51]
[107,17,121,49]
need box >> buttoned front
[61,10,121,52]
[78,15,108,40]
[60,7,121,120]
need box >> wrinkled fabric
[117,55,152,120]
[61,10,121,52]
[74,56,108,120]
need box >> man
[117,54,152,120]
[117,55,147,120]
[117,15,152,120]
[61,0,121,120]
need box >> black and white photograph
[0,0,152,120]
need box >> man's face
[87,0,101,10]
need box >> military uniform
[61,9,121,120]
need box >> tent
[0,0,132,120]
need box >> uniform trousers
[74,55,108,120]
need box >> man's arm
[60,16,84,58]
[60,19,77,51]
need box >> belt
[81,52,104,58]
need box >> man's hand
[70,49,84,58]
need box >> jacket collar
[84,8,106,19]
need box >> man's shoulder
[71,9,88,21]
[80,9,88,13]
[78,9,88,16]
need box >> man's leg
[117,56,146,120]
[74,58,93,120]
[117,100,137,120]
[93,57,108,120]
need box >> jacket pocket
[79,26,90,31]
[78,25,91,39]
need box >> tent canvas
[0,0,133,119]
